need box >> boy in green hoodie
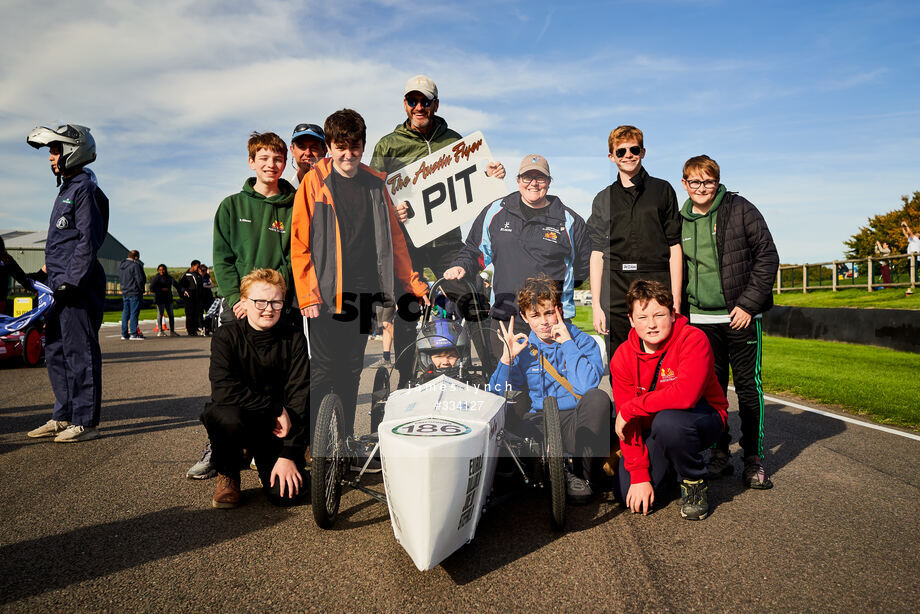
[187,132,299,480]
[212,132,298,325]
[679,155,779,490]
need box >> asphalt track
[1,320,918,612]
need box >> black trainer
[707,449,733,479]
[679,478,709,520]
[564,465,593,505]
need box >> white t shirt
[907,235,920,255]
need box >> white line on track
[729,386,920,442]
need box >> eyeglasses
[685,179,718,189]
[405,95,435,109]
[614,145,642,158]
[247,298,285,311]
[519,174,548,186]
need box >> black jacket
[585,167,681,271]
[149,273,181,306]
[206,318,310,460]
[452,192,591,320]
[178,269,202,302]
[683,192,779,316]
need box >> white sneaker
[54,425,101,443]
[27,419,71,438]
[157,331,166,337]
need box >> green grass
[773,287,919,310]
[570,306,919,429]
[102,308,169,323]
[761,336,920,429]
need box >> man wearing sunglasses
[586,125,683,363]
[370,75,505,388]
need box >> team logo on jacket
[55,216,69,229]
[659,367,676,383]
[500,221,513,232]
[543,230,558,242]
[269,220,285,233]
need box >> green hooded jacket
[370,116,463,247]
[680,185,728,315]
[212,178,296,307]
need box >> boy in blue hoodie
[490,274,610,504]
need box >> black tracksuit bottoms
[697,320,766,458]
[201,404,308,506]
[309,307,370,439]
[611,402,723,506]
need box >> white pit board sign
[384,131,508,246]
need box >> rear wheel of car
[22,327,43,367]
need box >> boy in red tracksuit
[610,279,727,520]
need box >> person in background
[874,241,892,285]
[178,260,203,336]
[118,249,146,340]
[0,235,31,316]
[149,264,181,337]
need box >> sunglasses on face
[685,179,718,189]
[405,96,434,109]
[614,145,642,158]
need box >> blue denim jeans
[121,295,141,337]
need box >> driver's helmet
[415,318,470,372]
[27,124,97,170]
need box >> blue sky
[1,0,918,267]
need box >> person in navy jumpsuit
[26,125,110,442]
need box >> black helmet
[27,124,97,170]
[415,318,470,371]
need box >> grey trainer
[187,443,217,479]
[743,455,774,490]
[680,478,709,520]
[27,419,72,438]
[54,425,100,443]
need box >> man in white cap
[370,75,505,387]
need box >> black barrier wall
[762,305,920,353]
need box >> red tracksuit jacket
[610,314,728,483]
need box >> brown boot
[212,473,241,509]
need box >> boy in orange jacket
[291,109,428,438]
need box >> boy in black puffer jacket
[679,155,779,490]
